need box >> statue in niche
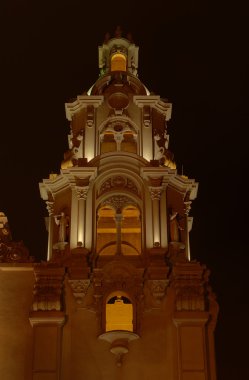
[154,133,164,161]
[153,131,176,169]
[61,130,83,169]
[54,212,69,243]
[169,210,184,243]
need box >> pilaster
[171,262,214,380]
[29,264,66,380]
[46,200,55,261]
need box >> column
[85,124,95,161]
[184,200,192,261]
[45,201,54,261]
[174,312,209,380]
[149,186,163,247]
[114,132,124,151]
[115,212,123,255]
[171,262,210,380]
[29,313,65,380]
[75,186,89,247]
[160,189,168,248]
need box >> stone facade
[0,33,218,380]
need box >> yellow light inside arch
[106,296,133,332]
[111,53,127,72]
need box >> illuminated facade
[0,31,218,380]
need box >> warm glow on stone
[49,173,58,180]
[106,298,133,332]
[111,53,127,72]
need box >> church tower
[1,29,218,380]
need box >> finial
[114,25,123,38]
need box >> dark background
[2,1,249,378]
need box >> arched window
[120,131,137,153]
[100,132,116,154]
[96,202,141,256]
[106,295,133,332]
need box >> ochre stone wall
[0,265,34,380]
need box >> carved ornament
[32,264,65,312]
[170,262,207,312]
[75,185,89,200]
[149,186,163,200]
[146,279,169,306]
[0,241,32,263]
[68,279,90,304]
[99,176,139,197]
[102,195,137,212]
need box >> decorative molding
[65,96,103,121]
[170,262,207,312]
[0,241,32,263]
[29,311,66,327]
[147,279,169,305]
[98,331,139,367]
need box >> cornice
[0,263,34,271]
[39,167,98,199]
[141,166,176,184]
[65,95,104,121]
[133,96,172,120]
[168,175,199,199]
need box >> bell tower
[33,30,218,380]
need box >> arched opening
[106,294,133,332]
[96,200,142,256]
[111,53,127,72]
[120,131,137,153]
[97,206,116,255]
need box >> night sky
[2,1,249,378]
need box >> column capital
[75,185,89,200]
[149,186,163,200]
[184,200,192,215]
[46,200,54,216]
